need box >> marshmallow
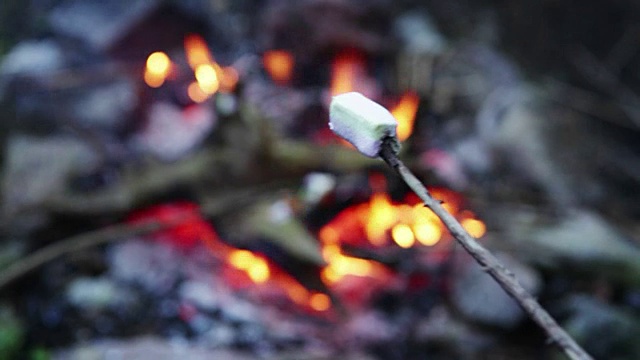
[329,92,400,157]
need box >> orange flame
[461,218,487,238]
[184,34,213,69]
[318,184,485,290]
[183,34,238,100]
[144,51,172,88]
[391,223,415,248]
[309,293,331,312]
[365,193,396,246]
[391,92,420,141]
[194,64,220,94]
[228,249,270,284]
[330,50,368,96]
[187,81,209,103]
[219,66,239,92]
[263,50,295,85]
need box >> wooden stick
[378,138,592,360]
[0,220,168,290]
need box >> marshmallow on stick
[329,92,400,157]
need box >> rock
[179,280,220,311]
[344,310,397,344]
[109,239,183,294]
[0,39,64,78]
[201,324,236,348]
[1,135,99,217]
[0,39,65,84]
[558,295,640,359]
[70,79,137,132]
[509,209,640,286]
[48,0,158,51]
[66,277,132,311]
[220,298,259,325]
[451,252,542,329]
[130,102,216,161]
[415,305,496,358]
[394,12,447,54]
[300,172,336,206]
[52,336,256,360]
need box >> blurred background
[0,0,639,359]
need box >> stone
[109,239,182,294]
[0,39,65,76]
[451,252,542,328]
[130,102,216,161]
[514,209,640,286]
[1,135,99,217]
[66,276,132,310]
[559,295,640,359]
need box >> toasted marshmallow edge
[329,92,400,157]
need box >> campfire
[2,1,633,359]
[134,31,487,315]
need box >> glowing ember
[330,50,368,96]
[219,66,239,92]
[184,34,213,69]
[228,249,254,270]
[461,218,487,238]
[144,51,171,88]
[413,222,441,246]
[365,192,396,246]
[228,249,271,284]
[391,92,420,141]
[309,293,331,311]
[187,81,209,103]
[247,257,270,283]
[263,50,295,85]
[194,64,219,94]
[391,223,415,248]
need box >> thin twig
[378,138,592,360]
[0,220,170,290]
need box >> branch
[0,220,169,290]
[378,138,592,360]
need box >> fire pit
[1,1,640,359]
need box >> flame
[365,192,396,246]
[194,64,220,94]
[228,249,271,284]
[413,221,441,246]
[391,223,415,248]
[309,293,331,312]
[318,183,486,292]
[184,34,213,69]
[330,50,368,96]
[263,50,295,85]
[461,218,487,238]
[391,92,420,141]
[183,34,238,99]
[144,51,172,88]
[187,81,209,103]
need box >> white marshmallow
[329,92,400,157]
